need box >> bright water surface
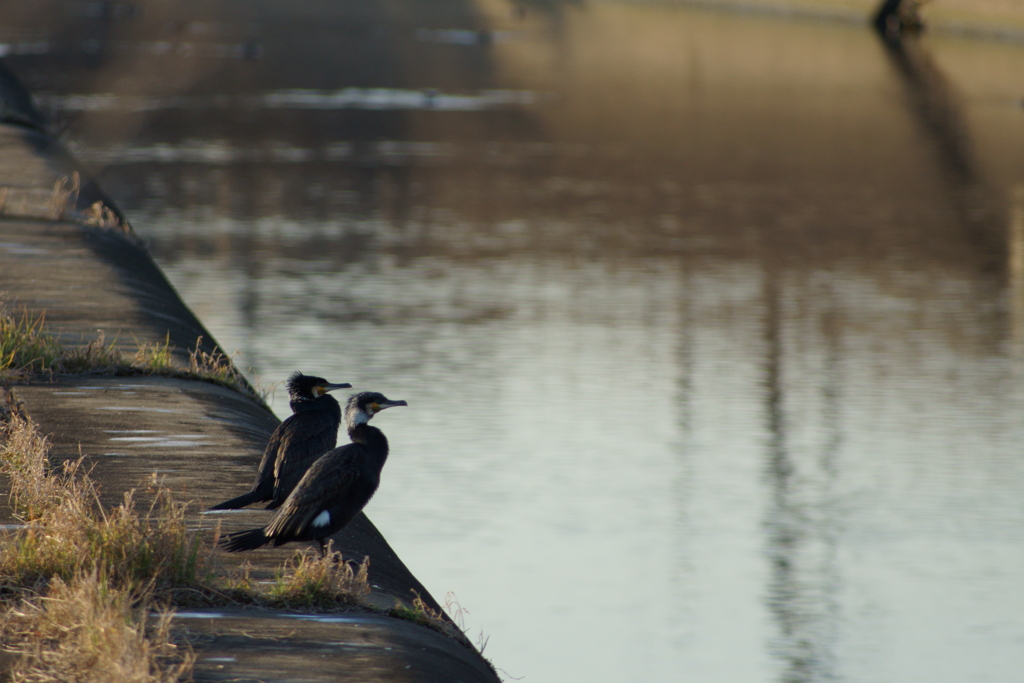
[6,2,1024,681]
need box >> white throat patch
[312,510,331,528]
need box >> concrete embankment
[0,61,499,683]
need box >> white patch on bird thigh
[312,510,331,527]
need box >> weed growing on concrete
[0,305,126,380]
[0,411,206,598]
[184,336,254,397]
[81,200,123,229]
[0,307,63,377]
[47,172,79,220]
[0,407,198,681]
[132,335,175,375]
[2,568,194,683]
[266,546,371,609]
[390,590,472,644]
[55,331,126,374]
[0,305,266,403]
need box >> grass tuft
[55,331,126,375]
[0,407,70,521]
[0,409,197,681]
[0,412,206,599]
[184,336,252,396]
[0,304,267,403]
[266,546,370,609]
[81,200,128,233]
[0,308,63,377]
[47,173,79,221]
[132,335,175,375]
[389,590,472,645]
[2,568,194,683]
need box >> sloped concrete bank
[0,62,500,683]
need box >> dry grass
[213,547,373,613]
[266,546,370,609]
[0,409,77,524]
[0,409,206,599]
[0,305,266,403]
[55,332,126,375]
[3,569,193,683]
[389,590,473,646]
[81,201,125,230]
[0,406,198,681]
[183,336,253,397]
[0,305,121,381]
[0,171,136,235]
[47,173,79,221]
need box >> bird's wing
[271,413,338,503]
[250,424,285,491]
[266,448,358,540]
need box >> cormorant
[209,372,351,511]
[219,391,406,556]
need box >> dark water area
[4,2,1024,681]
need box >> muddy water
[6,2,1024,682]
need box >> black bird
[219,391,407,555]
[209,372,352,511]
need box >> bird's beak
[377,399,408,411]
[323,382,352,392]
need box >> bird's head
[286,371,352,402]
[344,391,408,430]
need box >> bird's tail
[208,490,267,511]
[219,527,270,552]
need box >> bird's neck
[348,423,389,456]
[290,394,339,415]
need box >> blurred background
[3,1,1024,681]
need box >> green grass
[133,335,175,375]
[0,308,63,376]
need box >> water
[6,2,1024,681]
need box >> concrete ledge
[0,60,499,683]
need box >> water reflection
[5,2,1024,682]
[880,27,1008,289]
[761,269,843,683]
